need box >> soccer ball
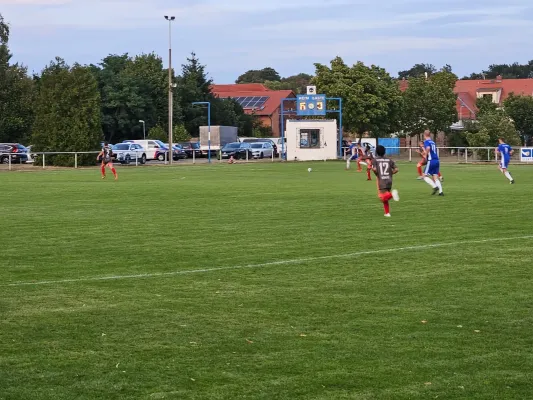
[308,168,312,172]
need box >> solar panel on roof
[236,96,269,109]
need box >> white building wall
[285,120,338,161]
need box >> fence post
[8,154,12,171]
[192,148,195,164]
[74,153,78,169]
[42,154,46,169]
[409,148,412,162]
[135,151,138,166]
[464,149,468,163]
[271,149,274,162]
[246,150,249,162]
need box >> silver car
[112,143,147,164]
[250,142,274,159]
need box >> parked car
[0,143,29,164]
[122,140,167,162]
[179,142,203,158]
[271,137,286,152]
[164,143,187,160]
[242,138,278,157]
[250,142,274,159]
[220,142,253,160]
[112,143,147,164]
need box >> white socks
[435,179,443,193]
[504,171,513,181]
[424,176,436,188]
[346,159,351,169]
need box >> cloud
[0,0,70,4]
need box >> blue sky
[2,0,533,82]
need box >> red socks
[100,165,106,177]
[111,167,117,178]
[379,192,392,214]
[366,167,371,180]
[438,172,442,177]
[417,164,423,176]
[357,160,362,171]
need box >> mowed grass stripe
[4,234,533,287]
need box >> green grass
[1,161,533,400]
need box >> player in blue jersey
[345,140,358,170]
[422,130,444,196]
[495,138,515,184]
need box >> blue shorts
[500,157,510,169]
[424,159,440,176]
[349,154,358,161]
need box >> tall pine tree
[32,58,102,166]
[0,13,35,143]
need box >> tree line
[2,12,533,166]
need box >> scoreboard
[296,94,326,116]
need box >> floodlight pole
[164,15,175,164]
[139,120,146,139]
[192,101,211,163]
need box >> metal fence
[0,149,280,171]
[341,147,522,164]
[1,147,529,171]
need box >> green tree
[176,52,215,136]
[91,54,145,143]
[0,13,8,44]
[176,52,249,137]
[147,125,167,141]
[463,61,533,80]
[398,63,436,79]
[173,124,190,142]
[236,67,281,83]
[465,110,520,147]
[264,73,313,94]
[0,13,35,143]
[312,57,403,136]
[402,67,457,135]
[475,96,498,117]
[503,93,533,144]
[32,58,102,166]
[124,53,181,135]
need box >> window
[298,129,321,148]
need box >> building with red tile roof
[399,76,533,121]
[211,84,295,137]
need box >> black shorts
[378,183,392,192]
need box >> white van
[271,137,287,152]
[123,139,168,162]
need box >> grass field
[1,161,533,400]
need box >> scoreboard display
[296,94,326,116]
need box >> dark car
[220,142,253,160]
[179,142,203,158]
[0,143,29,164]
[242,138,278,157]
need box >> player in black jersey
[371,145,399,217]
[97,143,117,180]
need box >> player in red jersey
[372,145,399,217]
[356,143,364,172]
[416,141,442,181]
[360,143,374,181]
[97,142,118,180]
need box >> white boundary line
[4,235,533,287]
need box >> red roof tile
[399,78,533,119]
[211,84,296,116]
[210,83,270,93]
